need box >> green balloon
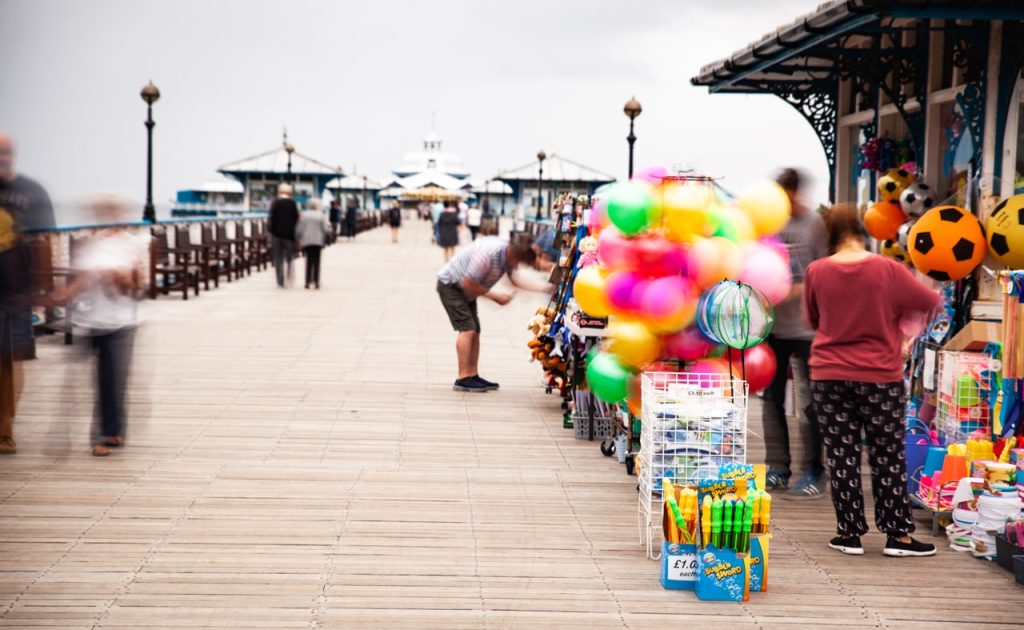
[586,351,632,402]
[709,207,740,242]
[606,182,654,235]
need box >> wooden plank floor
[2,219,1020,629]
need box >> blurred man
[268,183,299,288]
[328,199,341,241]
[0,132,56,454]
[436,237,541,392]
[763,168,828,498]
[344,197,358,240]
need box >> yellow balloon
[662,184,711,242]
[737,180,791,237]
[718,205,757,242]
[608,320,661,368]
[573,266,612,317]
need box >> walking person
[345,197,358,240]
[430,200,444,244]
[388,201,402,244]
[0,132,56,455]
[296,198,329,289]
[436,237,542,392]
[268,184,299,287]
[466,203,482,241]
[64,196,148,457]
[762,168,830,498]
[328,199,341,242]
[804,204,941,557]
[437,203,461,262]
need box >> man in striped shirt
[437,236,539,392]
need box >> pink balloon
[589,198,608,231]
[739,242,792,305]
[598,226,636,270]
[605,270,643,312]
[632,165,668,185]
[631,236,689,278]
[639,276,693,321]
[662,326,714,361]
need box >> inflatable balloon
[638,276,697,333]
[908,206,986,281]
[573,266,612,317]
[608,320,661,368]
[709,205,756,243]
[697,280,775,350]
[986,194,1024,268]
[725,344,777,393]
[739,242,793,305]
[863,201,906,241]
[588,196,609,231]
[737,180,791,237]
[685,357,732,388]
[633,165,668,185]
[631,235,688,277]
[586,351,632,402]
[605,270,644,313]
[662,184,711,242]
[606,181,655,235]
[597,226,636,270]
[662,325,714,361]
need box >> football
[908,206,987,281]
[985,193,1024,268]
[881,239,910,265]
[899,182,935,218]
[877,168,912,202]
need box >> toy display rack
[638,371,749,559]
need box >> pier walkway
[1,220,1020,629]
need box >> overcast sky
[1,0,829,216]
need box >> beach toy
[661,326,714,361]
[688,237,742,289]
[985,193,1024,268]
[908,206,987,282]
[737,180,790,237]
[738,241,792,305]
[863,201,906,241]
[696,280,775,350]
[586,351,632,403]
[573,266,612,317]
[638,276,697,333]
[605,270,644,313]
[923,446,948,476]
[631,235,688,278]
[725,344,777,393]
[606,181,656,235]
[940,453,969,484]
[900,182,935,218]
[597,226,635,269]
[608,320,661,369]
[662,183,712,242]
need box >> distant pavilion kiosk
[219,137,344,211]
[325,174,383,210]
[495,154,615,216]
[378,131,475,204]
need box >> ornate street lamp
[284,141,295,182]
[535,150,546,220]
[140,81,160,222]
[624,97,642,179]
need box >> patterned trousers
[810,380,915,538]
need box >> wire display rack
[637,372,748,559]
[935,350,997,442]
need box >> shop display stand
[935,350,997,442]
[638,372,749,559]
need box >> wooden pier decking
[1,219,1020,629]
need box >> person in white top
[466,203,483,241]
[64,195,149,457]
[296,199,330,289]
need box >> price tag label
[667,384,724,400]
[667,553,697,581]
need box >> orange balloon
[863,201,906,241]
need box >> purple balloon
[606,270,643,312]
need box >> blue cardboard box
[695,545,750,602]
[748,534,770,593]
[659,541,697,590]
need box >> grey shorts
[437,280,480,332]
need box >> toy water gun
[711,498,723,548]
[759,493,772,534]
[741,498,754,553]
[731,499,744,551]
[722,500,734,551]
[680,488,698,544]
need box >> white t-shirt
[71,231,149,332]
[466,207,483,227]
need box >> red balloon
[661,326,714,361]
[598,227,636,270]
[726,344,777,393]
[631,235,688,277]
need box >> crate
[637,372,748,559]
[935,350,997,442]
[572,413,615,440]
[995,533,1024,572]
[1014,555,1024,586]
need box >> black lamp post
[284,141,295,182]
[624,97,642,179]
[362,175,368,210]
[535,150,546,220]
[140,81,160,222]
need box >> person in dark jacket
[328,199,341,242]
[388,201,402,244]
[345,197,358,240]
[437,203,460,261]
[268,183,299,287]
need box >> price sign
[667,553,697,582]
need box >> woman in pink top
[803,204,941,558]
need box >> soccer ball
[900,182,935,218]
[877,168,913,202]
[897,220,915,250]
[908,206,987,281]
[881,239,910,265]
[986,193,1024,268]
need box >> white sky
[0,0,830,214]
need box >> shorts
[437,280,480,332]
[0,309,34,361]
